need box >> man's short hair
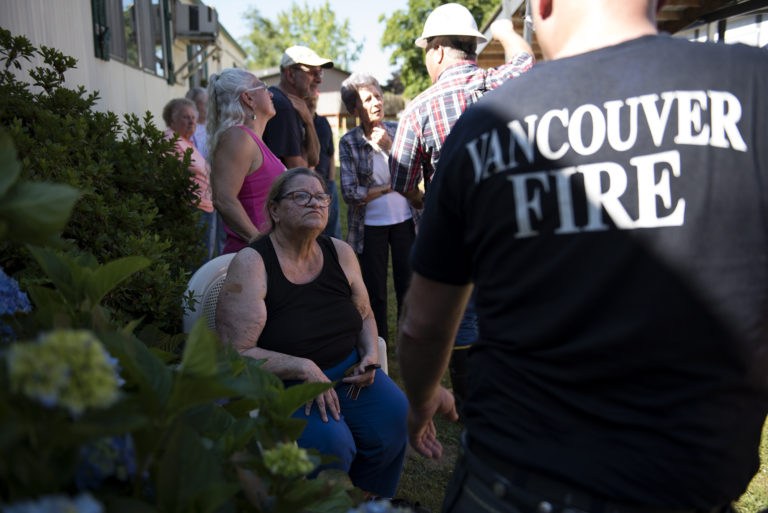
[427,35,477,60]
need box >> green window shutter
[163,0,175,84]
[91,0,110,60]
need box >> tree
[380,0,496,98]
[244,1,363,70]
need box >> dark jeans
[358,219,415,342]
[323,179,343,240]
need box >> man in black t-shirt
[305,92,342,239]
[397,1,768,512]
[263,45,333,169]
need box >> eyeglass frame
[291,65,324,78]
[244,82,268,94]
[278,190,332,207]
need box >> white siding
[0,0,247,127]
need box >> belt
[460,432,728,513]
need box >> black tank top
[251,235,362,369]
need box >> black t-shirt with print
[413,35,768,508]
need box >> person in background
[263,46,333,169]
[398,0,768,512]
[305,92,342,239]
[216,167,408,498]
[186,87,209,159]
[389,3,534,417]
[162,97,215,263]
[187,85,227,257]
[207,68,285,254]
[339,73,417,344]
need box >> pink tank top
[222,126,286,254]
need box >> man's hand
[403,188,424,210]
[407,386,458,459]
[491,17,533,60]
[286,92,314,124]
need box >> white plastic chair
[183,253,236,333]
[182,253,388,374]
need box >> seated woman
[216,168,408,498]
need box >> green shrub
[0,28,202,338]
[0,130,358,512]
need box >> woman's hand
[341,355,379,389]
[302,360,341,423]
[370,125,392,153]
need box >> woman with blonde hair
[207,68,285,254]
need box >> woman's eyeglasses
[244,83,267,93]
[279,191,332,207]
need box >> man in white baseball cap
[390,3,533,420]
[263,46,334,169]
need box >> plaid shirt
[390,53,534,194]
[340,122,420,254]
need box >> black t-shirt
[314,113,334,181]
[263,86,304,162]
[252,235,361,369]
[413,35,768,508]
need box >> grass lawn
[334,177,768,513]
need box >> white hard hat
[414,3,488,48]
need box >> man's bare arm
[398,273,471,457]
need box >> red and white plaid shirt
[390,53,534,195]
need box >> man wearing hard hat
[398,0,768,512]
[390,3,533,418]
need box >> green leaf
[0,132,20,196]
[274,382,334,417]
[27,246,77,301]
[166,376,241,418]
[157,422,237,513]
[0,180,79,245]
[85,255,151,306]
[178,318,218,377]
[98,331,173,410]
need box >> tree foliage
[380,0,497,98]
[244,1,363,70]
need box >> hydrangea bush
[0,30,365,513]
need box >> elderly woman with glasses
[207,68,286,254]
[339,73,419,343]
[217,167,408,498]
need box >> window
[92,0,169,79]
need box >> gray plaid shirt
[339,122,421,253]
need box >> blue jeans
[323,179,343,239]
[214,209,227,257]
[290,350,408,498]
[195,209,216,264]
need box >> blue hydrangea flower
[75,434,137,490]
[0,267,31,342]
[1,492,103,513]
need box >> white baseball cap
[280,45,334,69]
[415,3,488,48]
